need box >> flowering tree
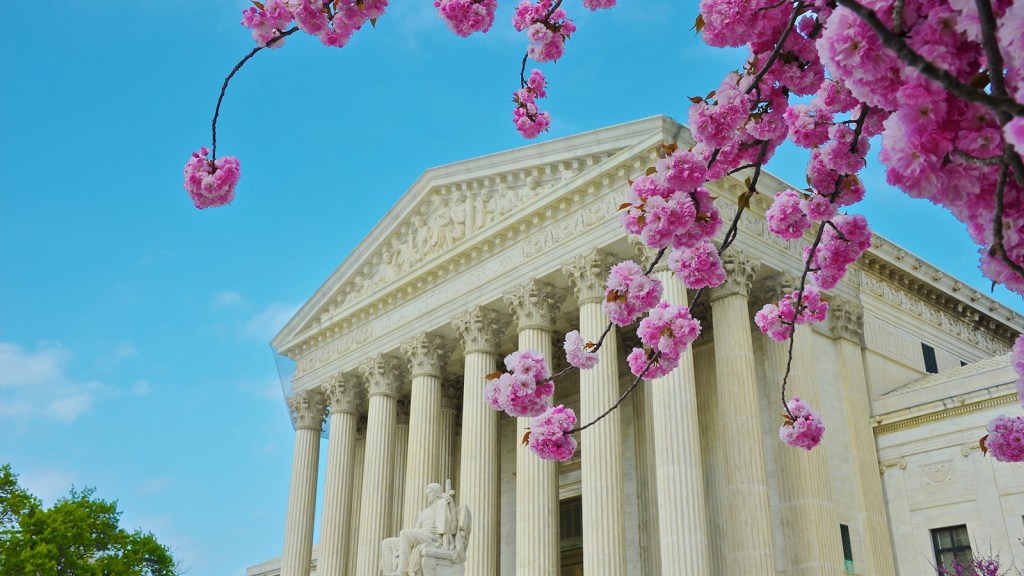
[186,0,1024,462]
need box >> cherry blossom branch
[973,0,1024,186]
[745,1,804,95]
[211,27,300,159]
[836,0,1024,117]
[778,106,869,417]
[569,350,661,434]
[992,154,1024,280]
[517,0,565,87]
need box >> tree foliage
[0,464,178,576]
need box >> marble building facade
[247,116,1024,576]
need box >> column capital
[401,333,454,378]
[359,354,405,398]
[829,296,865,344]
[709,248,760,301]
[562,250,614,306]
[504,279,563,332]
[752,271,801,305]
[322,373,363,415]
[452,306,507,354]
[289,389,327,431]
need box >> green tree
[0,464,179,576]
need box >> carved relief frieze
[862,273,1008,355]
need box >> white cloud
[238,377,284,402]
[18,468,77,506]
[0,342,69,388]
[0,341,145,427]
[244,302,300,341]
[212,290,246,308]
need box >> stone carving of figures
[450,190,467,246]
[474,191,492,231]
[381,481,472,576]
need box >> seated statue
[380,481,472,576]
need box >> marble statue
[380,481,471,576]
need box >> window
[840,524,854,572]
[559,497,583,576]
[932,525,973,574]
[922,343,939,374]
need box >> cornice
[873,386,1018,435]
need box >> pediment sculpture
[380,480,472,576]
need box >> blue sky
[1,2,1021,575]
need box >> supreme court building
[248,117,1024,576]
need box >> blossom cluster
[512,0,576,62]
[626,302,701,379]
[602,260,663,327]
[512,69,551,139]
[779,397,825,450]
[528,404,577,461]
[563,330,598,370]
[434,0,498,37]
[183,147,241,209]
[484,350,553,418]
[983,415,1024,463]
[241,0,388,49]
[754,286,828,342]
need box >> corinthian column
[401,333,454,526]
[317,375,362,576]
[504,280,563,576]
[708,249,774,575]
[648,262,709,576]
[391,398,410,533]
[346,420,366,576]
[759,273,842,576]
[830,298,896,575]
[439,378,460,484]
[281,389,326,576]
[453,306,506,576]
[354,355,404,576]
[563,250,627,576]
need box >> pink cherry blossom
[512,69,551,139]
[183,147,241,209]
[780,397,825,450]
[563,330,598,370]
[984,415,1024,463]
[766,189,811,240]
[241,0,294,48]
[1006,117,1024,159]
[435,0,498,37]
[627,302,701,378]
[755,287,829,341]
[513,1,575,63]
[582,0,616,9]
[484,350,553,418]
[602,260,663,326]
[668,241,726,289]
[528,404,577,461]
[806,213,872,290]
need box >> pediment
[272,116,686,354]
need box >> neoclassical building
[249,116,1024,576]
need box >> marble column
[354,355,404,576]
[563,250,627,576]
[401,333,453,526]
[317,375,362,576]
[439,378,460,484]
[830,298,896,575]
[760,274,842,576]
[504,280,563,576]
[281,389,327,576]
[632,382,661,576]
[453,306,506,576]
[708,249,774,575]
[649,265,710,575]
[391,398,410,534]
[346,421,366,576]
